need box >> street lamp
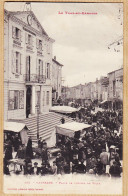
[36,104,40,141]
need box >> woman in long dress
[26,137,33,159]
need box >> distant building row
[62,68,123,103]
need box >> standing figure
[26,137,33,159]
[60,117,65,124]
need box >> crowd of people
[4,103,123,178]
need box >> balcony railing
[24,74,46,83]
[13,39,21,46]
[37,49,43,56]
[26,44,33,51]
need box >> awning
[108,98,123,102]
[56,122,92,137]
[100,100,108,104]
[4,121,28,133]
[50,106,78,114]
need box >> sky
[5,2,123,87]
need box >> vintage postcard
[1,1,126,195]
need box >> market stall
[50,106,79,114]
[56,122,92,144]
[4,121,29,146]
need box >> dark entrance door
[26,86,31,118]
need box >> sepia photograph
[3,2,123,194]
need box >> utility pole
[36,104,40,141]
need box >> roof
[4,9,54,42]
[4,121,28,133]
[52,58,63,67]
[56,122,92,137]
[57,122,92,131]
[108,68,123,75]
[100,100,108,104]
[50,106,78,114]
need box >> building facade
[101,77,109,101]
[52,56,63,101]
[61,68,123,106]
[4,9,54,120]
[108,68,123,101]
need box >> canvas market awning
[56,122,92,138]
[100,100,108,104]
[4,121,29,145]
[50,106,78,114]
[4,121,28,133]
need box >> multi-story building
[52,56,63,101]
[61,86,71,105]
[101,77,109,101]
[4,9,54,120]
[108,68,123,101]
[84,82,92,100]
[90,81,97,101]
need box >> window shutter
[42,61,43,75]
[36,58,38,75]
[42,40,43,51]
[49,63,50,79]
[20,53,22,74]
[36,38,39,49]
[25,33,28,44]
[26,56,29,75]
[20,30,23,42]
[32,35,34,47]
[11,50,15,73]
[12,26,15,38]
[45,62,47,78]
[40,40,43,51]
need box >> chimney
[54,56,56,60]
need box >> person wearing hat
[32,162,41,175]
[100,149,109,171]
[25,162,33,175]
[109,161,121,178]
[75,159,86,174]
[40,162,48,175]
[41,147,48,164]
[51,161,57,175]
[56,152,64,174]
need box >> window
[15,28,20,40]
[12,26,21,41]
[46,63,50,79]
[39,40,42,50]
[15,52,20,74]
[19,91,24,109]
[46,91,49,105]
[43,91,45,106]
[8,91,14,110]
[28,34,32,46]
[37,91,40,106]
[8,90,19,110]
[47,43,50,54]
[26,33,33,47]
[9,90,24,110]
[37,59,43,77]
[37,39,42,50]
[12,51,22,74]
[14,91,19,109]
